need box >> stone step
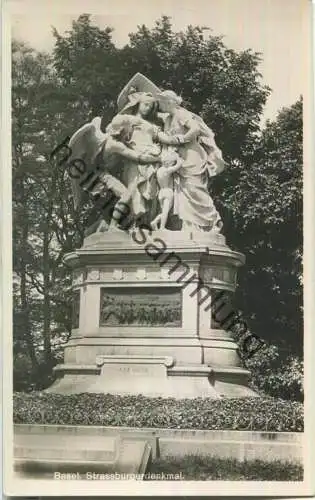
[15,433,117,450]
[14,439,153,478]
[15,445,117,462]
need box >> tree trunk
[42,230,52,366]
[20,204,39,370]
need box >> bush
[231,324,303,402]
[13,352,38,393]
[13,393,303,432]
[243,345,303,401]
[13,351,63,392]
[149,456,303,480]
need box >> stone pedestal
[48,229,257,398]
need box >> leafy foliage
[231,322,303,401]
[124,16,270,160]
[223,99,303,353]
[245,345,303,401]
[13,393,303,432]
[12,40,80,380]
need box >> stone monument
[49,73,257,398]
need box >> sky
[9,0,310,125]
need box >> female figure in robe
[157,90,226,232]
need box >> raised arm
[156,131,182,146]
[156,121,199,146]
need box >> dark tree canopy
[52,15,270,159]
[226,99,303,353]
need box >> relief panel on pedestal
[99,286,182,327]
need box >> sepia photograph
[2,0,314,496]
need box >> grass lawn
[148,456,303,481]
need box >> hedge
[13,393,303,432]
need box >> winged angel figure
[67,73,227,233]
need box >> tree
[52,14,121,123]
[12,41,78,386]
[12,40,49,372]
[125,16,270,160]
[225,98,303,354]
[52,15,270,155]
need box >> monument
[49,73,257,398]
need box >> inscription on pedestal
[99,287,182,327]
[104,365,150,375]
[99,363,165,383]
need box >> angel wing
[68,117,106,163]
[67,117,107,209]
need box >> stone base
[48,229,258,399]
[48,355,257,398]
